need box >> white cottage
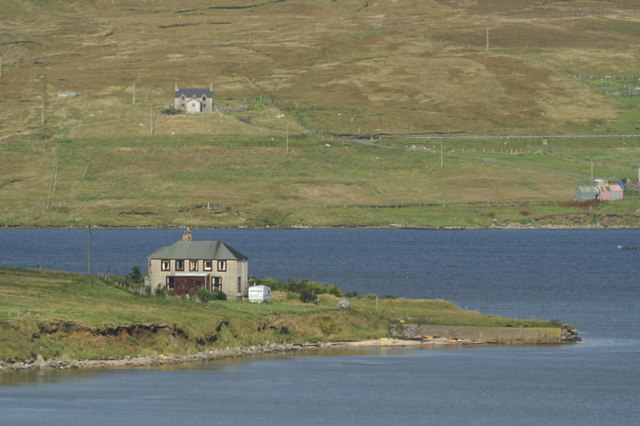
[174,88,214,113]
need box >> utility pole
[285,125,289,153]
[149,107,154,135]
[485,24,490,52]
[41,77,47,127]
[590,159,594,180]
[440,143,444,168]
[132,80,136,105]
[87,226,92,275]
[41,96,46,127]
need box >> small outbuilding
[575,186,600,201]
[248,285,272,303]
[596,184,624,201]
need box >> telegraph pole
[87,226,92,275]
[41,77,47,127]
[41,97,46,127]
[485,24,490,52]
[285,125,289,153]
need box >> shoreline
[1,224,637,231]
[0,338,472,374]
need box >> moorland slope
[1,0,639,227]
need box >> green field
[0,268,560,361]
[1,0,640,227]
[1,134,639,227]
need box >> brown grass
[1,0,637,140]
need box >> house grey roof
[149,240,247,261]
[175,88,213,98]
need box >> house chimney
[175,82,178,92]
[182,227,192,241]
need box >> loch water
[1,228,639,425]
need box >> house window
[175,259,184,271]
[189,260,198,271]
[237,277,242,294]
[212,277,222,291]
[217,260,227,272]
[161,260,170,271]
[204,260,212,271]
[166,276,174,290]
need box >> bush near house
[255,278,343,299]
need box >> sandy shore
[0,338,471,373]
[319,337,471,348]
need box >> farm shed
[575,186,599,201]
[596,184,624,201]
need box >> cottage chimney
[182,227,192,241]
[175,82,178,92]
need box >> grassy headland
[1,1,640,228]
[0,268,559,362]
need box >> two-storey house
[148,239,249,300]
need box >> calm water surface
[1,229,639,425]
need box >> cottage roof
[175,88,213,98]
[150,240,247,261]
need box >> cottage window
[204,260,212,271]
[189,260,198,271]
[175,259,184,271]
[212,277,222,291]
[166,276,174,290]
[161,260,170,271]
[217,260,227,272]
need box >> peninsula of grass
[0,268,560,363]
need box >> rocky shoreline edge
[0,338,471,374]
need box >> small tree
[127,266,143,283]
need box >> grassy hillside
[1,1,640,227]
[1,134,639,227]
[0,268,559,361]
[2,0,639,138]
